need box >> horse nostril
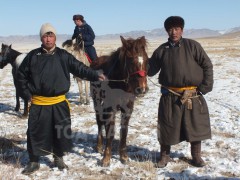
[135,87,144,94]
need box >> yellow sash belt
[31,95,70,108]
[165,86,197,93]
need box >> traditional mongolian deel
[148,15,214,168]
[148,38,213,145]
[18,47,99,157]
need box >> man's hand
[98,73,106,81]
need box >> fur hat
[39,23,57,38]
[164,16,185,31]
[73,14,84,22]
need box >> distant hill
[1,27,240,44]
[0,34,71,46]
[96,28,222,40]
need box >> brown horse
[0,43,28,117]
[90,36,148,166]
[62,38,91,105]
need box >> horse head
[62,39,89,65]
[62,39,74,52]
[0,43,12,69]
[119,36,149,96]
[0,54,2,69]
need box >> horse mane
[62,39,84,53]
[91,36,147,77]
[90,49,121,76]
[62,40,73,48]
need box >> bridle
[106,54,147,83]
[130,70,146,77]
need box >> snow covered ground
[0,37,240,179]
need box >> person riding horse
[72,14,97,62]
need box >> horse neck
[8,49,22,65]
[75,49,90,66]
[107,51,126,79]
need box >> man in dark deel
[148,16,213,168]
[18,23,105,175]
[72,14,97,61]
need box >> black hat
[164,16,185,31]
[73,14,84,22]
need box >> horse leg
[96,113,104,154]
[77,78,84,104]
[119,114,131,164]
[101,109,115,167]
[85,81,90,105]
[91,82,103,153]
[15,90,20,112]
[22,99,28,118]
[119,103,133,164]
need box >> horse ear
[120,36,126,45]
[10,44,12,48]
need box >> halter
[130,70,146,77]
[107,55,147,83]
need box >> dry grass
[0,138,25,179]
[212,130,236,138]
[1,35,240,179]
[0,165,22,179]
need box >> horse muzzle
[134,87,148,97]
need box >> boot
[21,162,40,175]
[190,141,206,167]
[53,156,69,170]
[156,144,171,168]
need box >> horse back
[90,55,109,70]
[15,53,27,69]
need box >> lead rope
[148,77,200,110]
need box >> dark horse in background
[90,36,148,166]
[0,43,28,117]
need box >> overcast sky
[0,0,239,36]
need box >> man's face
[167,27,183,43]
[74,19,83,26]
[41,32,56,51]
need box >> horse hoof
[22,114,28,118]
[85,101,90,105]
[79,98,85,105]
[96,146,103,154]
[101,159,110,167]
[120,156,129,164]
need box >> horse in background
[90,36,148,166]
[0,43,28,117]
[62,38,91,105]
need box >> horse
[0,43,28,117]
[62,38,91,105]
[90,36,148,166]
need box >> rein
[76,38,90,64]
